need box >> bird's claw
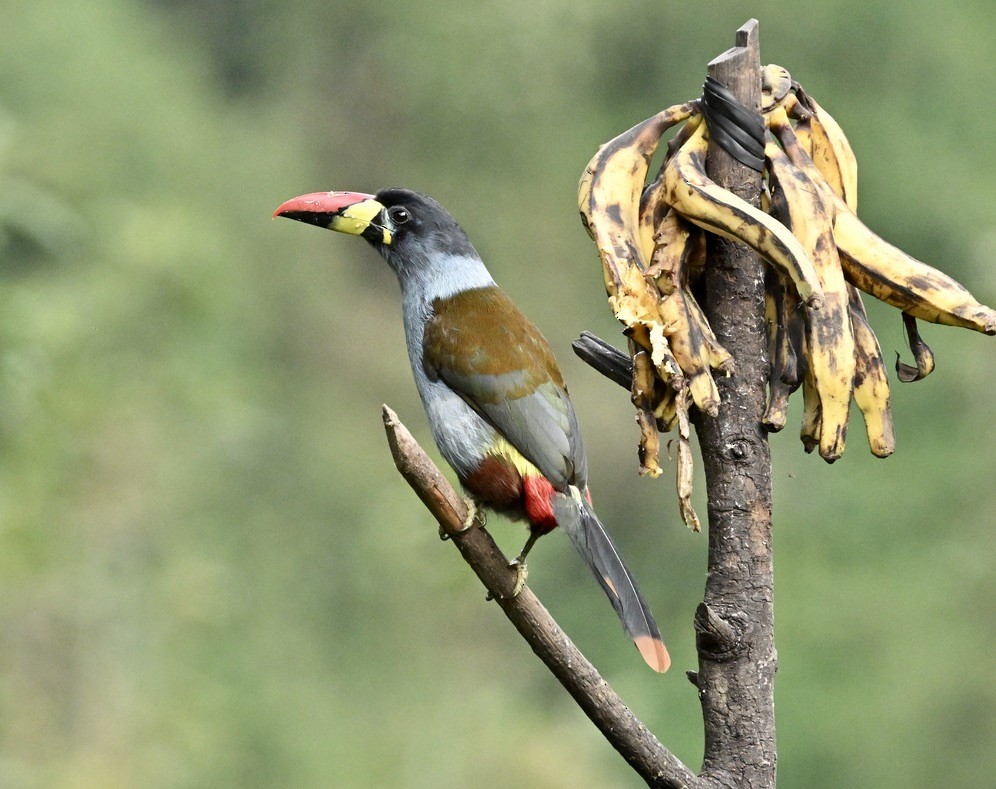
[483,560,527,601]
[509,558,528,597]
[460,498,481,530]
[441,499,479,540]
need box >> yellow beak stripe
[328,199,391,244]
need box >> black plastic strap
[701,76,765,172]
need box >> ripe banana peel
[764,92,994,458]
[649,208,734,416]
[792,88,859,211]
[761,65,793,112]
[577,69,993,481]
[663,117,826,310]
[579,100,700,378]
[767,135,855,461]
[833,208,996,334]
[848,285,896,457]
[769,105,996,336]
[762,269,800,432]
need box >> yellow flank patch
[490,438,540,478]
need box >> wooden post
[693,19,778,789]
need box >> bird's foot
[460,498,482,530]
[440,500,480,541]
[508,558,528,597]
[484,559,528,602]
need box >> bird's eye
[389,207,411,225]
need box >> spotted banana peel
[766,123,855,462]
[577,67,994,506]
[578,100,700,379]
[662,115,825,309]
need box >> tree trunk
[692,19,778,789]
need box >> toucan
[274,188,669,672]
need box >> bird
[273,187,670,672]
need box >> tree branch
[382,404,697,789]
[572,330,634,390]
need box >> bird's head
[273,188,480,278]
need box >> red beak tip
[273,191,376,221]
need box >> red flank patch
[523,475,558,533]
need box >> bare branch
[572,330,634,389]
[382,404,698,788]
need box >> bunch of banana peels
[577,64,995,530]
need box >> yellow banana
[662,117,825,309]
[791,120,813,164]
[788,103,935,384]
[648,207,727,375]
[650,210,721,414]
[646,207,692,293]
[639,171,668,263]
[762,300,791,431]
[579,101,700,275]
[664,115,702,169]
[792,88,859,211]
[654,383,679,432]
[638,117,703,261]
[848,285,896,457]
[769,107,996,335]
[648,206,735,415]
[631,345,663,477]
[579,102,701,372]
[684,283,733,371]
[670,309,720,415]
[761,64,793,111]
[625,318,681,389]
[646,160,730,396]
[766,101,834,201]
[766,129,855,462]
[673,386,701,532]
[799,358,821,454]
[763,369,792,432]
[834,208,996,334]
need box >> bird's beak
[273,191,391,244]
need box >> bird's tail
[552,488,670,673]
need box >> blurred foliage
[0,1,992,786]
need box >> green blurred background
[1,1,993,786]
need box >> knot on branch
[701,429,764,469]
[725,436,756,464]
[694,602,750,661]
